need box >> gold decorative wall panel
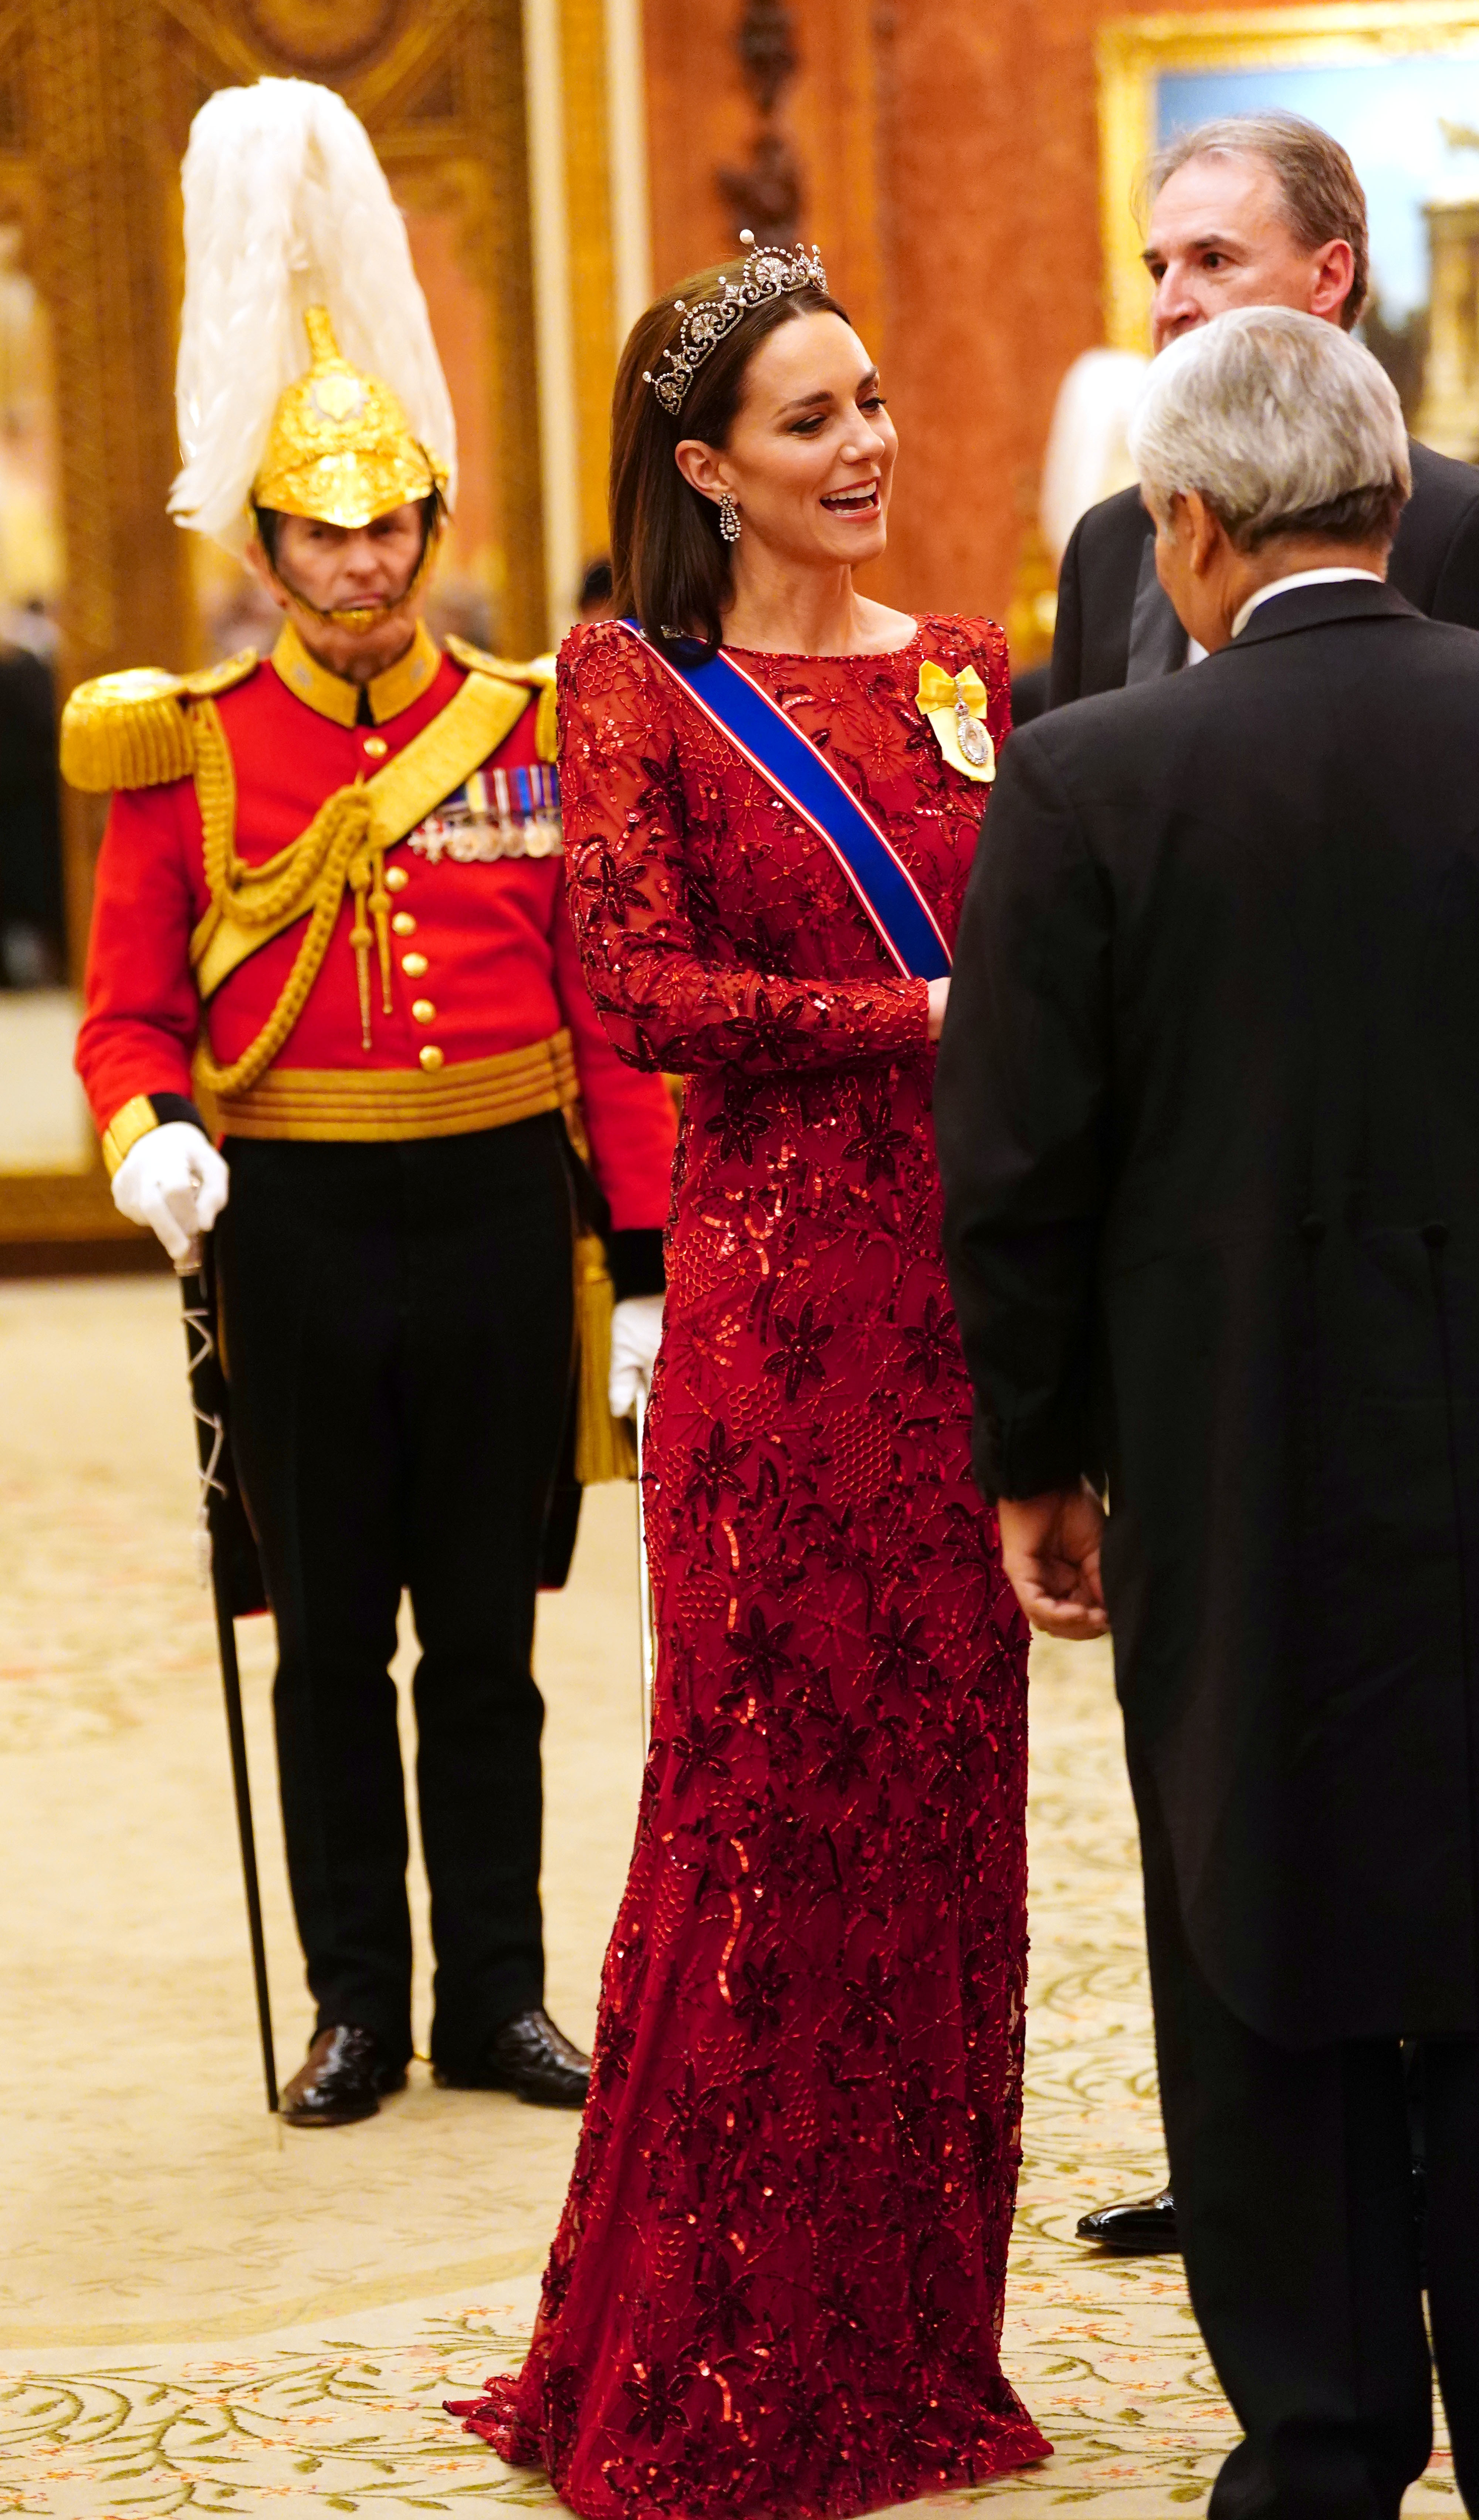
[243,0,401,69]
[559,0,618,567]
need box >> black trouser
[216,1116,575,2073]
[1132,1756,1479,2518]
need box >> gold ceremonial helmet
[253,306,447,530]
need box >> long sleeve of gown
[558,626,930,1075]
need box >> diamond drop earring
[718,490,741,544]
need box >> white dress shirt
[1229,567,1383,641]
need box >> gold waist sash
[211,1028,579,1143]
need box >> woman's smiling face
[677,309,897,572]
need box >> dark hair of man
[579,554,614,609]
[610,260,850,661]
[1143,111,1370,329]
[252,485,445,576]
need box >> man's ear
[1185,491,1224,579]
[243,534,290,613]
[1310,237,1356,325]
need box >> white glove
[609,1293,664,1417]
[111,1122,230,1262]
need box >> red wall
[643,0,1311,624]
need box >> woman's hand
[927,977,950,1043]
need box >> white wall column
[603,0,652,341]
[521,0,581,643]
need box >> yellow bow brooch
[917,660,996,784]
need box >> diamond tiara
[643,231,829,417]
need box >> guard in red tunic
[64,78,674,2128]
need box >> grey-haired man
[1053,109,1479,2255]
[943,307,1479,2517]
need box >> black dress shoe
[1076,2185,1180,2252]
[280,2025,407,2128]
[434,2007,590,2109]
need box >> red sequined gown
[450,612,1050,2512]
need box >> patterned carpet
[0,1279,1456,2516]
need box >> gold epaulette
[60,651,260,794]
[445,634,559,761]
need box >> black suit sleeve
[1431,496,1479,630]
[935,731,1112,1500]
[1048,514,1087,708]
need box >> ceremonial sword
[176,1237,278,2113]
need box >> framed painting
[1099,0,1479,451]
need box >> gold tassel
[369,847,394,1014]
[573,1228,637,1485]
[348,850,374,1050]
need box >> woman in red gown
[451,244,1049,2513]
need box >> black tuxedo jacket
[938,579,1479,2049]
[1049,438,1479,703]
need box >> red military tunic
[75,620,676,1232]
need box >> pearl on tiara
[643,231,829,417]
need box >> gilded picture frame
[1099,0,1479,370]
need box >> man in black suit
[1050,108,1479,2255]
[1052,111,1479,715]
[938,307,1479,2516]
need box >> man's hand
[996,1482,1109,1639]
[111,1122,230,1262]
[609,1293,664,1417]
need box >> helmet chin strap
[261,517,442,637]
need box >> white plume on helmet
[169,76,457,551]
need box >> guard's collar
[269,618,441,727]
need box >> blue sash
[620,621,951,980]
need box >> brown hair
[610,258,850,660]
[1141,111,1370,329]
